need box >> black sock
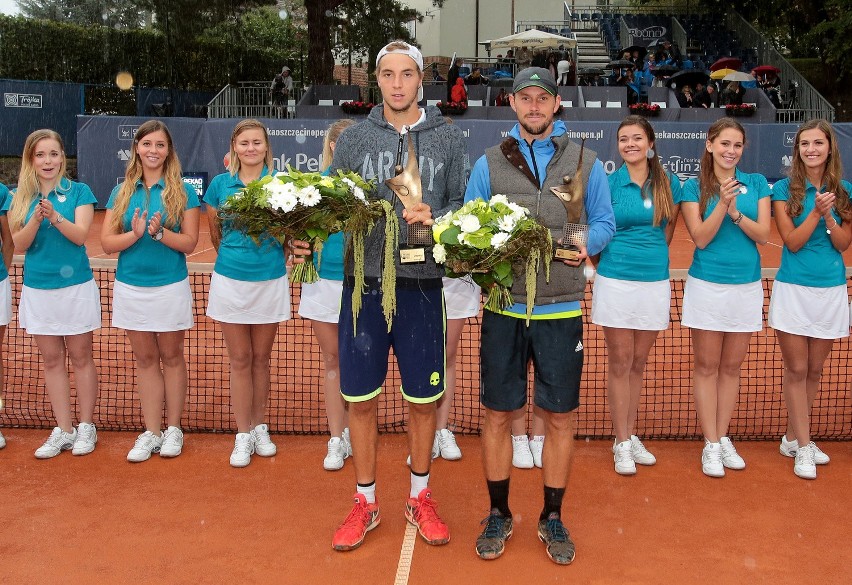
[540,485,565,521]
[486,478,511,518]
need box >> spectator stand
[207,81,304,119]
[295,85,362,120]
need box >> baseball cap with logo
[512,67,558,96]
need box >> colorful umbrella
[710,57,742,72]
[710,68,735,80]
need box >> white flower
[490,194,509,206]
[457,232,468,245]
[433,243,446,263]
[275,171,287,178]
[506,202,528,218]
[342,177,356,189]
[435,210,453,227]
[455,214,481,234]
[298,185,322,207]
[491,232,510,248]
[353,186,366,201]
[496,215,517,233]
[270,191,298,212]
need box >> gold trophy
[550,140,589,261]
[385,130,431,263]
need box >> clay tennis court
[1,213,851,584]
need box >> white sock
[531,435,544,443]
[357,482,376,504]
[410,472,429,499]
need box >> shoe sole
[615,465,636,476]
[35,444,73,459]
[160,449,182,458]
[702,467,725,478]
[633,457,656,466]
[72,446,96,456]
[255,448,277,457]
[537,532,575,565]
[405,511,450,546]
[794,467,816,480]
[476,528,513,560]
[323,459,345,471]
[512,460,534,469]
[722,460,745,470]
[332,516,380,551]
[230,458,251,468]
[440,452,462,461]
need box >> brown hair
[617,115,675,226]
[228,119,273,175]
[786,119,851,221]
[321,119,355,171]
[698,118,745,216]
[9,129,69,229]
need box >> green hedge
[0,15,289,91]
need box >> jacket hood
[508,119,568,145]
[455,78,465,86]
[366,103,447,133]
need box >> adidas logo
[575,341,583,352]
[531,73,540,79]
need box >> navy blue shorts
[479,311,583,413]
[339,278,446,403]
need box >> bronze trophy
[385,130,431,263]
[550,140,589,261]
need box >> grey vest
[486,133,598,305]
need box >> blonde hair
[617,115,674,226]
[228,119,273,175]
[109,120,186,233]
[321,119,355,171]
[9,129,69,229]
[786,119,851,221]
[698,118,745,216]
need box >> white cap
[376,41,424,72]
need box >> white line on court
[393,524,418,585]
[188,246,213,258]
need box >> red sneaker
[332,493,380,551]
[405,488,450,545]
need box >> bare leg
[626,330,660,436]
[716,332,752,437]
[691,329,723,442]
[126,330,165,433]
[157,331,187,428]
[349,397,379,484]
[436,318,466,430]
[65,332,98,423]
[541,410,576,488]
[603,327,634,443]
[408,401,437,474]
[33,335,73,431]
[510,407,527,436]
[221,323,254,432]
[482,408,514,480]
[312,321,347,437]
[249,323,279,426]
[531,406,547,436]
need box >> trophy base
[400,246,427,264]
[554,247,581,261]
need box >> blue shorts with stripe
[339,277,446,404]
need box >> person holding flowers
[204,119,289,468]
[304,40,466,553]
[464,67,614,565]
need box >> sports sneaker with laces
[252,423,277,457]
[0,429,6,449]
[537,513,576,565]
[719,436,745,470]
[511,435,534,469]
[435,428,462,460]
[323,437,347,471]
[160,426,183,458]
[405,488,450,546]
[332,493,380,551]
[72,422,98,456]
[230,432,255,468]
[780,436,829,465]
[701,441,724,477]
[341,427,352,458]
[476,510,513,560]
[630,435,656,465]
[793,443,817,479]
[127,430,163,462]
[529,436,544,468]
[613,440,636,475]
[35,426,77,459]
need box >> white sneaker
[719,436,745,470]
[511,435,534,469]
[252,423,277,457]
[780,436,829,465]
[35,427,77,459]
[0,429,6,449]
[702,442,725,477]
[230,432,255,468]
[630,435,656,465]
[435,428,462,461]
[793,443,817,479]
[323,437,347,471]
[127,431,162,462]
[529,435,544,468]
[72,422,98,456]
[342,427,352,458]
[613,440,636,475]
[160,426,183,458]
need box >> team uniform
[592,165,683,330]
[204,169,290,324]
[0,184,13,327]
[107,179,199,331]
[768,178,852,338]
[681,169,770,332]
[298,233,344,323]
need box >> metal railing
[672,18,687,56]
[725,12,834,122]
[207,81,305,119]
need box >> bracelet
[52,214,64,225]
[731,211,744,225]
[826,219,838,234]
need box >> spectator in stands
[431,62,445,82]
[594,115,682,475]
[7,129,100,459]
[769,119,852,480]
[531,49,547,69]
[720,81,744,106]
[494,87,510,106]
[557,56,573,86]
[465,67,487,86]
[101,120,201,463]
[271,66,294,118]
[677,85,696,108]
[680,118,770,478]
[630,49,643,70]
[682,55,694,70]
[516,46,532,71]
[758,72,782,108]
[695,83,718,109]
[0,181,10,450]
[204,119,289,468]
[451,77,468,104]
[694,55,706,71]
[661,40,682,66]
[502,49,515,73]
[447,58,463,101]
[548,53,559,81]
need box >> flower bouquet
[725,103,756,117]
[436,101,467,116]
[340,101,375,115]
[629,102,661,116]
[432,196,553,320]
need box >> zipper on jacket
[524,139,544,218]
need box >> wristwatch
[152,227,164,241]
[53,214,64,225]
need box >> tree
[16,0,143,27]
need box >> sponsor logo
[4,93,42,108]
[182,172,207,199]
[575,341,583,352]
[783,132,796,147]
[119,125,140,140]
[117,149,132,161]
[629,26,666,40]
[782,155,793,167]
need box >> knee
[410,401,436,418]
[607,355,631,378]
[228,349,252,372]
[546,411,575,434]
[693,358,719,378]
[484,408,513,431]
[349,399,377,417]
[783,361,808,383]
[321,350,339,370]
[67,347,94,370]
[41,348,67,370]
[159,348,187,370]
[251,350,272,371]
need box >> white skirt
[681,276,764,332]
[444,276,481,320]
[207,272,291,324]
[769,281,849,339]
[19,279,101,335]
[298,278,343,323]
[591,274,671,331]
[112,278,193,332]
[0,277,11,326]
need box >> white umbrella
[489,28,577,51]
[723,71,755,83]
